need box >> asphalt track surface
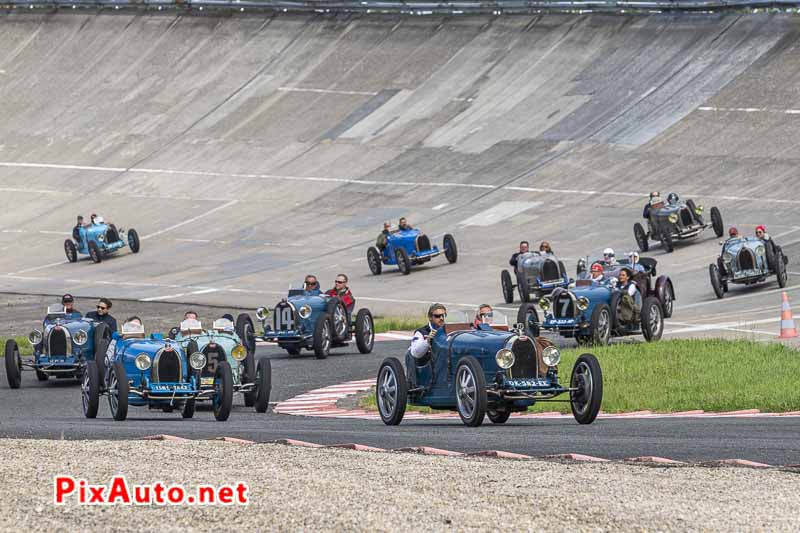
[2,12,800,464]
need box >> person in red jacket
[325,273,355,313]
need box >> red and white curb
[256,331,412,347]
[273,379,800,420]
[139,435,797,469]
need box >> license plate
[548,318,575,326]
[201,377,214,386]
[150,384,191,393]
[506,378,549,388]
[734,270,758,279]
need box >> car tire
[776,251,788,288]
[254,357,272,413]
[709,263,725,299]
[108,361,129,421]
[88,240,102,263]
[501,270,514,304]
[661,228,674,253]
[765,240,777,272]
[608,291,622,333]
[127,228,141,253]
[327,299,349,343]
[589,303,611,345]
[82,361,100,418]
[488,408,511,424]
[517,274,530,303]
[710,207,724,238]
[35,370,49,381]
[377,357,407,426]
[570,353,603,425]
[235,313,256,353]
[5,339,22,389]
[367,247,382,275]
[182,399,196,419]
[455,356,487,427]
[640,296,664,342]
[313,313,332,359]
[516,303,540,338]
[395,247,411,275]
[662,280,675,319]
[93,322,112,387]
[633,223,649,252]
[243,350,257,407]
[213,361,234,422]
[285,346,301,356]
[443,234,458,263]
[64,239,78,263]
[355,309,375,354]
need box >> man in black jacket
[510,241,529,268]
[85,298,118,332]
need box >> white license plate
[506,378,549,388]
[150,384,191,392]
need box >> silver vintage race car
[709,236,788,298]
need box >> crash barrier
[3,0,800,13]
[779,291,798,339]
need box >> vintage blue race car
[241,287,374,359]
[367,229,457,275]
[521,257,674,345]
[709,236,788,298]
[501,252,570,303]
[4,304,112,389]
[81,321,232,421]
[172,317,270,412]
[64,216,140,264]
[376,313,602,427]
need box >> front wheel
[710,207,724,238]
[633,223,649,252]
[501,270,514,304]
[88,241,102,263]
[213,361,234,421]
[313,313,332,359]
[661,228,674,253]
[709,263,725,299]
[640,296,664,342]
[355,309,374,354]
[395,247,411,275]
[254,358,272,413]
[108,361,129,421]
[443,234,458,263]
[589,303,612,345]
[182,399,196,419]
[367,246,383,275]
[455,356,487,427]
[570,354,603,424]
[516,303,540,338]
[235,313,255,352]
[127,228,141,253]
[377,358,407,425]
[64,239,78,263]
[82,361,100,418]
[488,408,511,424]
[4,339,21,389]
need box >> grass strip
[361,339,800,414]
[0,337,33,357]
[372,315,423,334]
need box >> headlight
[231,344,247,361]
[577,297,589,311]
[298,305,312,319]
[542,346,561,367]
[98,234,105,242]
[72,330,88,346]
[538,298,550,310]
[668,213,678,224]
[755,245,765,257]
[695,204,704,215]
[495,348,515,369]
[255,307,269,321]
[189,352,207,370]
[28,330,42,344]
[722,252,733,264]
[135,353,151,371]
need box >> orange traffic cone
[779,292,798,339]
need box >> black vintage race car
[501,252,570,303]
[634,193,723,253]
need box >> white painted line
[698,106,800,115]
[277,86,378,96]
[1,229,25,233]
[175,238,211,244]
[458,201,542,227]
[0,161,127,172]
[188,288,219,296]
[8,260,68,275]
[139,292,187,302]
[141,200,238,241]
[772,227,800,239]
[677,284,800,310]
[432,203,448,211]
[665,314,799,335]
[37,230,71,236]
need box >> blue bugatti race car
[5,304,112,388]
[64,216,140,264]
[82,321,233,421]
[709,236,788,298]
[367,229,457,275]
[172,317,270,412]
[240,286,374,359]
[521,257,674,345]
[376,312,602,427]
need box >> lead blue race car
[239,285,374,359]
[82,321,233,421]
[5,304,112,388]
[376,311,602,427]
[367,229,457,275]
[64,216,140,264]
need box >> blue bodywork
[27,309,99,378]
[382,229,442,266]
[539,282,642,339]
[174,324,249,390]
[255,289,346,352]
[719,237,771,283]
[76,223,127,256]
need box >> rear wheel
[395,247,411,275]
[88,241,102,263]
[686,199,704,224]
[367,247,382,275]
[634,223,649,252]
[127,228,141,253]
[455,356,487,427]
[640,297,664,342]
[108,361,129,421]
[710,207,724,237]
[377,358,407,425]
[661,228,674,253]
[213,362,234,421]
[355,309,374,354]
[516,303,540,338]
[64,239,78,263]
[93,323,112,386]
[443,234,458,263]
[709,264,725,299]
[501,270,514,304]
[242,350,256,407]
[254,358,272,413]
[313,313,332,359]
[235,313,255,352]
[4,339,21,389]
[82,361,100,418]
[661,282,674,318]
[182,399,196,419]
[36,370,49,381]
[776,251,788,288]
[570,354,603,424]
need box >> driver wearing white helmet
[602,248,617,266]
[627,251,646,273]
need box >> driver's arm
[409,331,431,358]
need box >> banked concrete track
[1,12,799,339]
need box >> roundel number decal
[274,303,294,331]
